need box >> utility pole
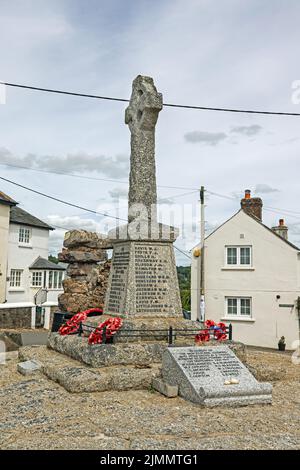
[199,186,205,322]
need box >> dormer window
[19,227,31,244]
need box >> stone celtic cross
[105,75,182,318]
[125,75,162,223]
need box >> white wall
[191,211,300,350]
[0,204,10,303]
[6,224,49,303]
[191,250,201,321]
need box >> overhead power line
[0,162,129,185]
[205,190,236,201]
[159,190,198,201]
[2,173,298,248]
[0,162,198,191]
[0,174,198,225]
[3,82,129,103]
[4,161,298,216]
[264,205,300,216]
[2,166,298,220]
[0,175,127,222]
[2,167,299,227]
[2,167,297,222]
[264,207,300,221]
[172,245,191,259]
[3,81,300,116]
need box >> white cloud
[46,214,103,232]
[184,124,263,147]
[0,148,129,179]
[47,214,107,254]
[230,125,262,137]
[184,131,227,146]
[48,229,65,255]
[158,197,175,205]
[254,184,279,194]
[108,187,128,201]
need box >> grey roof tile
[10,206,53,230]
[29,256,66,270]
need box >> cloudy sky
[0,0,300,265]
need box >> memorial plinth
[105,238,182,318]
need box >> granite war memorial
[47,76,272,408]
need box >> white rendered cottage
[191,190,300,350]
[0,190,66,328]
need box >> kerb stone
[152,377,178,398]
[17,360,42,376]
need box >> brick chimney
[241,189,263,221]
[272,218,288,241]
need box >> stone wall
[58,230,112,313]
[0,307,32,329]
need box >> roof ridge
[205,209,299,251]
[242,210,299,250]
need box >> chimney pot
[241,189,263,221]
[272,219,288,240]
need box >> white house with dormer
[0,190,66,328]
[191,190,300,350]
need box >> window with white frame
[9,269,23,288]
[19,227,31,244]
[226,297,252,317]
[226,246,251,266]
[48,270,64,289]
[32,271,43,287]
[58,271,64,289]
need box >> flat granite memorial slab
[162,345,272,407]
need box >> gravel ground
[0,349,299,450]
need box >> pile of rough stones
[58,230,112,313]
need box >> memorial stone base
[104,239,182,318]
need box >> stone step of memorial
[48,330,247,369]
[48,332,167,367]
[18,345,160,393]
[83,315,203,343]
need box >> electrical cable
[3,81,300,116]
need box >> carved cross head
[125,75,163,133]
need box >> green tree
[48,255,59,264]
[177,266,191,310]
